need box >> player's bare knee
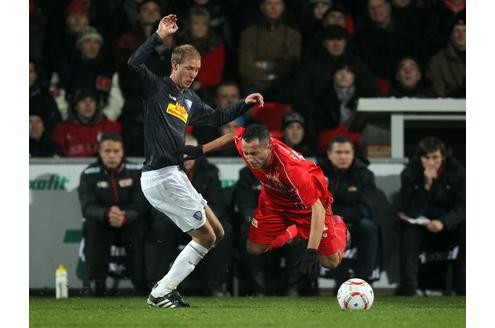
[320,254,340,269]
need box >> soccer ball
[337,278,374,311]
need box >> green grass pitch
[30,296,465,327]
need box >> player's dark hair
[415,136,448,159]
[328,135,353,152]
[98,132,123,145]
[243,124,270,145]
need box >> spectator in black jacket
[145,134,234,296]
[397,137,465,296]
[78,132,148,296]
[318,135,380,283]
[29,110,63,158]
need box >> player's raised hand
[156,14,178,40]
[244,93,264,107]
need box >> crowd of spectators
[29,0,466,158]
[30,0,466,297]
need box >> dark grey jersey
[128,33,249,171]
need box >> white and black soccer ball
[337,278,374,311]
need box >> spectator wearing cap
[58,26,123,122]
[389,55,434,98]
[292,25,378,127]
[44,0,91,76]
[238,0,302,101]
[427,14,465,98]
[52,89,122,157]
[30,110,63,158]
[281,112,314,157]
[29,60,61,135]
[355,0,428,81]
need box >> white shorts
[140,165,207,232]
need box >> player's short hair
[243,124,270,145]
[327,135,353,152]
[171,44,201,64]
[415,136,448,158]
[98,132,123,145]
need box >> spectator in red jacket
[53,89,122,157]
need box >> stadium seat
[250,101,293,134]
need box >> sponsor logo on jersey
[166,102,189,123]
[118,178,133,187]
[193,211,203,221]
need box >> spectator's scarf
[334,85,356,124]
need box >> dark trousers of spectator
[145,216,234,295]
[398,221,466,295]
[349,218,379,282]
[83,219,147,295]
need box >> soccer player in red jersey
[178,124,349,278]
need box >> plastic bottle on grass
[55,265,68,299]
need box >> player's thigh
[247,209,286,251]
[141,167,207,232]
[246,240,269,255]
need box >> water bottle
[55,265,68,299]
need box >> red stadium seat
[316,125,361,154]
[250,101,294,132]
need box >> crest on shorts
[193,211,203,221]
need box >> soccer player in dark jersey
[127,14,264,308]
[178,124,350,280]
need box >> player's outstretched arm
[176,132,236,160]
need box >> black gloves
[297,248,319,280]
[175,145,204,161]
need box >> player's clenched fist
[156,14,178,40]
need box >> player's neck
[169,74,185,93]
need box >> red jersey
[234,128,333,213]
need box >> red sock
[267,225,299,251]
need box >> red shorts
[248,206,348,257]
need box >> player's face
[173,56,201,90]
[327,142,354,170]
[420,150,444,171]
[99,140,124,169]
[242,139,271,169]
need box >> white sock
[151,240,209,297]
